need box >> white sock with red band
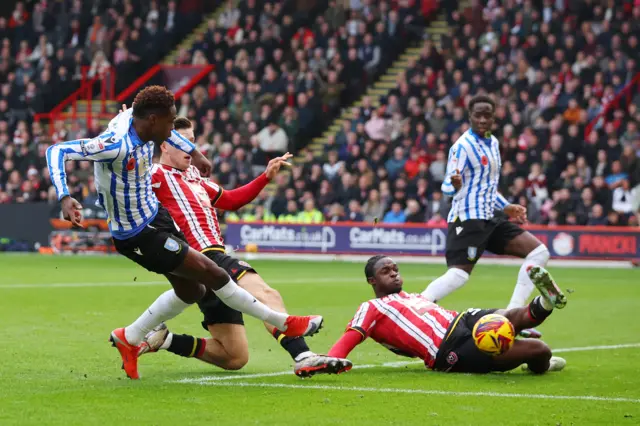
[124,290,191,345]
[214,279,288,330]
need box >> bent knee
[530,340,552,361]
[526,244,550,264]
[260,286,281,302]
[221,353,249,371]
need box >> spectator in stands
[257,119,288,157]
[383,201,406,224]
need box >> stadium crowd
[0,0,211,203]
[1,0,639,230]
[228,0,640,227]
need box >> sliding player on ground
[140,117,351,377]
[424,94,550,338]
[46,86,323,380]
[328,255,567,374]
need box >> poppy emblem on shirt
[481,156,488,166]
[126,157,136,171]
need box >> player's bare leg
[171,248,323,337]
[238,272,351,377]
[200,324,250,370]
[111,249,322,380]
[488,266,567,374]
[142,322,249,370]
[503,232,551,338]
[491,339,552,373]
[142,271,351,377]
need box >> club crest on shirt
[467,246,477,261]
[446,351,458,365]
[164,237,181,253]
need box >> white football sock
[160,332,174,350]
[507,245,550,309]
[214,279,288,330]
[124,290,191,345]
[421,268,470,302]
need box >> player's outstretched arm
[441,144,468,195]
[205,153,293,211]
[327,329,364,359]
[46,136,121,226]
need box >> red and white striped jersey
[151,164,225,250]
[347,291,458,367]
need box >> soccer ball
[472,313,515,356]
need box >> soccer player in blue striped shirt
[422,95,557,338]
[46,86,323,379]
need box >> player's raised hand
[451,169,462,191]
[504,204,528,224]
[191,149,212,177]
[265,152,293,180]
[61,196,84,228]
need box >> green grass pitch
[1,254,639,425]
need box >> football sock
[160,333,173,350]
[421,268,469,302]
[124,290,191,345]
[272,330,312,361]
[166,333,207,358]
[507,245,550,309]
[214,279,288,330]
[528,296,552,324]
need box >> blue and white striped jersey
[441,129,510,222]
[46,108,196,240]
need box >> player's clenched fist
[451,169,462,191]
[265,152,293,180]
[61,196,84,227]
[504,204,528,224]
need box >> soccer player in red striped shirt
[328,256,568,374]
[140,117,350,377]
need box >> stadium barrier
[225,221,640,262]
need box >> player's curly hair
[468,94,496,112]
[174,117,193,130]
[365,255,387,281]
[132,85,175,118]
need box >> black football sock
[272,330,311,361]
[167,334,207,358]
[528,296,552,324]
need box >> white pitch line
[553,343,640,353]
[195,382,640,403]
[175,342,640,384]
[0,276,437,289]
